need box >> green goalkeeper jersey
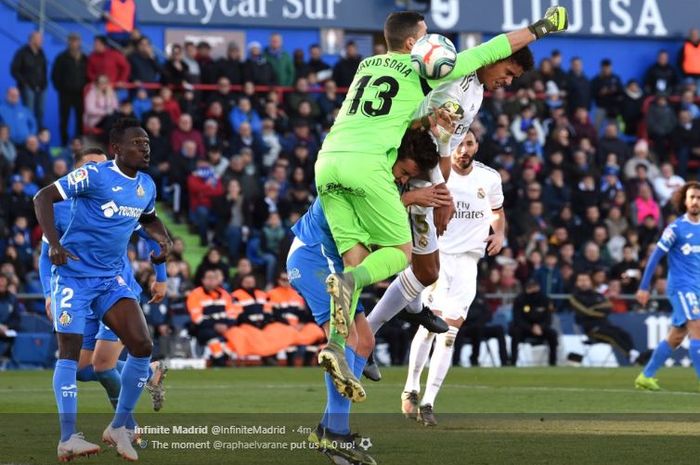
[318,34,512,164]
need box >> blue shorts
[82,312,119,351]
[51,274,138,336]
[669,290,700,327]
[286,238,363,326]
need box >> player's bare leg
[55,333,101,462]
[102,298,153,461]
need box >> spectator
[673,109,700,178]
[144,115,168,192]
[231,122,268,162]
[171,113,204,158]
[645,95,677,159]
[679,28,700,93]
[574,241,605,273]
[83,74,118,130]
[0,87,37,145]
[332,41,361,88]
[653,162,684,208]
[267,270,324,366]
[141,95,173,136]
[605,205,629,240]
[159,87,182,123]
[510,280,558,366]
[264,33,294,87]
[534,251,565,296]
[590,58,623,125]
[169,140,200,222]
[510,104,544,144]
[0,125,16,165]
[307,43,330,78]
[131,87,151,120]
[51,33,86,145]
[182,41,201,83]
[453,293,508,367]
[193,248,230,288]
[316,79,342,119]
[243,41,276,86]
[569,272,638,364]
[186,268,237,366]
[196,41,218,84]
[222,154,260,199]
[128,36,160,84]
[571,107,597,146]
[632,183,660,227]
[260,118,282,171]
[11,31,47,126]
[230,97,263,135]
[519,125,544,158]
[87,36,130,85]
[620,79,644,136]
[286,77,321,120]
[206,146,228,178]
[0,274,21,358]
[6,175,34,226]
[644,50,678,95]
[623,139,660,180]
[610,245,641,295]
[161,44,189,88]
[216,41,244,86]
[14,135,51,183]
[187,162,224,246]
[213,179,250,262]
[292,48,310,81]
[102,0,137,46]
[566,56,591,113]
[680,89,700,119]
[597,122,630,167]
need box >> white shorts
[410,205,438,255]
[423,251,480,320]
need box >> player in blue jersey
[38,147,169,424]
[635,181,700,391]
[287,129,441,465]
[34,118,172,462]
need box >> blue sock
[111,355,151,428]
[117,359,153,381]
[690,339,700,380]
[322,347,355,435]
[643,340,673,378]
[95,368,122,409]
[53,359,78,442]
[352,351,367,379]
[76,365,97,382]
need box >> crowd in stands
[1,25,700,367]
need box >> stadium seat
[10,332,56,369]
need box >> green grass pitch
[2,367,700,464]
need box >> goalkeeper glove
[529,6,569,39]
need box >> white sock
[368,267,425,334]
[421,326,458,407]
[403,326,436,394]
[406,294,422,314]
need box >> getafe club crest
[136,184,145,197]
[58,310,72,327]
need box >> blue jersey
[291,199,339,260]
[657,214,700,294]
[53,160,156,278]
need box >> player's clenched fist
[48,243,79,266]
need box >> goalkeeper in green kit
[316,7,569,400]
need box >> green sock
[350,247,409,289]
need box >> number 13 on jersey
[347,75,400,117]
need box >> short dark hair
[109,117,143,145]
[397,128,439,174]
[672,181,700,214]
[75,147,107,165]
[507,46,535,73]
[384,11,424,51]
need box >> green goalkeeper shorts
[315,154,411,255]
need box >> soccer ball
[410,34,457,80]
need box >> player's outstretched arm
[447,6,568,80]
[139,212,173,265]
[33,184,78,266]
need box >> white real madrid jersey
[438,161,503,255]
[415,72,485,154]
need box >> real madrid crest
[419,236,429,248]
[477,187,486,199]
[136,183,145,197]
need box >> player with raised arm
[34,118,172,462]
[316,7,568,397]
[363,44,535,382]
[402,130,506,426]
[37,147,169,437]
[635,182,700,391]
[288,129,441,465]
